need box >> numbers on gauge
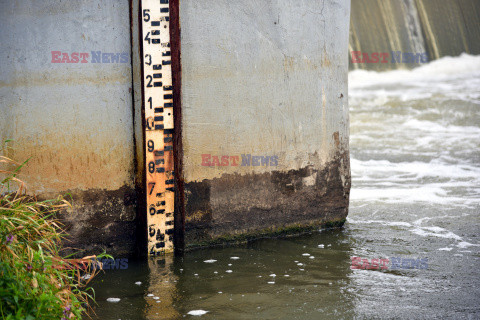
[148,161,155,173]
[143,9,150,22]
[145,54,152,66]
[147,140,154,152]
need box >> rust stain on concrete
[322,50,332,67]
[12,133,134,193]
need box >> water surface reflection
[93,229,355,319]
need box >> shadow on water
[91,228,356,319]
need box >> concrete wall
[179,0,351,248]
[0,0,138,255]
[1,0,352,254]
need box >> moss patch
[184,218,346,251]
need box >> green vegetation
[0,141,107,319]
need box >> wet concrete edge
[183,151,351,250]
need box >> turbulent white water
[346,54,480,318]
[349,53,480,208]
[93,55,480,320]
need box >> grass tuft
[0,140,110,319]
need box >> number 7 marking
[149,182,156,195]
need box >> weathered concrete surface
[179,0,351,248]
[184,152,350,248]
[1,0,352,255]
[58,187,138,257]
[0,0,139,255]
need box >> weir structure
[349,0,480,70]
[0,0,352,256]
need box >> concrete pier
[178,0,351,249]
[1,0,351,255]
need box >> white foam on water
[107,298,120,303]
[457,241,479,249]
[203,259,217,263]
[350,158,480,206]
[423,226,447,233]
[348,218,470,244]
[187,310,208,316]
[411,227,462,240]
[349,54,480,209]
[349,54,480,90]
[438,247,453,251]
[351,158,480,182]
[347,218,412,228]
[403,119,480,135]
[230,257,240,260]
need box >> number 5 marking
[143,9,150,22]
